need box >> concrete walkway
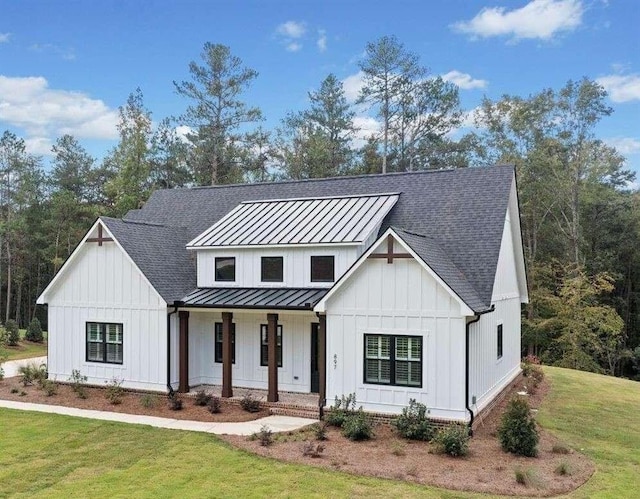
[2,356,47,378]
[0,399,316,435]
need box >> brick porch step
[268,406,320,420]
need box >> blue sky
[0,0,639,174]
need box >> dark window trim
[497,324,503,360]
[214,322,236,364]
[261,256,284,282]
[260,324,283,367]
[215,257,236,282]
[85,322,123,365]
[363,334,422,388]
[310,255,335,283]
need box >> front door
[310,323,319,393]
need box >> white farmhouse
[37,165,527,428]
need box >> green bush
[18,363,47,387]
[6,320,20,346]
[240,392,261,413]
[105,377,125,405]
[498,396,539,457]
[342,409,374,441]
[325,393,357,427]
[313,422,328,441]
[433,425,470,457]
[25,318,44,343]
[140,393,157,408]
[256,424,273,447]
[41,379,57,396]
[168,391,183,410]
[207,396,221,414]
[69,369,88,399]
[194,389,212,406]
[393,399,434,441]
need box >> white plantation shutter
[365,335,422,387]
[86,322,123,364]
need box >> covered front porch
[172,287,327,408]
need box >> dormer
[186,193,400,288]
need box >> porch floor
[190,385,320,409]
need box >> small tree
[498,396,539,457]
[6,320,20,346]
[25,318,44,343]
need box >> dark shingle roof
[120,165,514,310]
[100,217,196,303]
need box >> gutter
[166,301,182,394]
[465,305,495,436]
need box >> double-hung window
[260,324,283,367]
[214,322,236,363]
[86,322,123,364]
[364,334,422,387]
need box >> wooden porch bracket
[267,313,279,402]
[318,314,327,406]
[178,311,190,393]
[221,312,233,398]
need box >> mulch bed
[222,376,595,497]
[0,377,268,422]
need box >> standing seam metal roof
[187,193,399,247]
[181,287,328,310]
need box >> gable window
[364,334,422,387]
[86,322,123,364]
[215,257,236,282]
[260,324,283,367]
[261,257,283,282]
[311,256,335,282]
[214,322,236,364]
[497,324,503,359]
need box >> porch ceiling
[181,287,329,310]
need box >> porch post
[221,312,233,398]
[318,314,327,407]
[267,313,279,402]
[178,311,190,393]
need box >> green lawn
[3,329,48,361]
[0,367,638,498]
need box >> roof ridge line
[241,192,401,204]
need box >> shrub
[140,393,157,408]
[342,409,374,441]
[25,318,44,343]
[551,442,570,454]
[19,390,26,396]
[393,399,434,441]
[325,393,357,427]
[194,389,212,407]
[19,363,47,387]
[0,366,4,381]
[168,391,183,410]
[432,425,470,457]
[10,387,19,394]
[555,461,571,476]
[5,320,20,346]
[240,392,261,413]
[207,396,222,414]
[41,379,57,396]
[498,396,539,457]
[69,369,88,399]
[256,424,273,446]
[302,441,325,458]
[514,467,540,487]
[105,377,125,405]
[313,422,328,441]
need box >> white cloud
[342,71,366,103]
[606,137,640,155]
[351,115,380,148]
[317,29,327,52]
[23,137,54,156]
[441,70,488,90]
[596,73,640,102]
[0,33,10,43]
[286,42,302,52]
[452,0,583,41]
[277,21,306,39]
[0,75,118,150]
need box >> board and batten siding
[324,237,468,420]
[468,190,523,414]
[187,310,316,393]
[196,246,360,288]
[45,231,168,392]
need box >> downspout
[166,301,181,394]
[466,304,495,436]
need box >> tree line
[1,36,639,380]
